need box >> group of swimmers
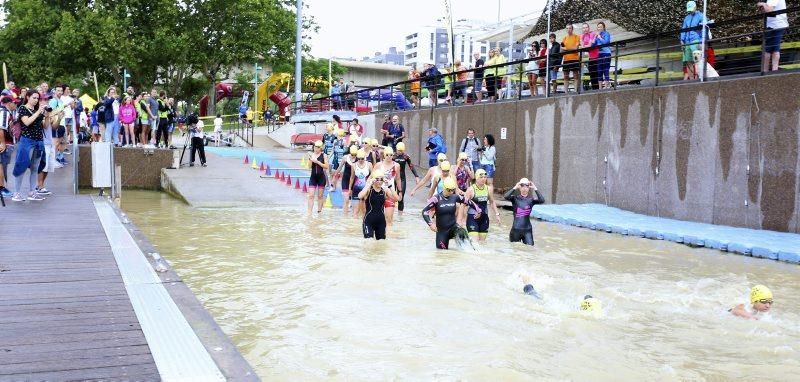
[304,123,545,249]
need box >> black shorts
[538,68,546,78]
[435,225,467,249]
[467,213,490,233]
[341,176,350,191]
[363,214,386,240]
[309,173,326,188]
[509,228,534,246]
[55,126,66,138]
[563,60,580,72]
[351,186,363,200]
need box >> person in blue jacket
[425,127,447,167]
[680,1,708,80]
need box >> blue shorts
[765,28,785,54]
[481,164,495,177]
[168,123,175,133]
[467,213,489,233]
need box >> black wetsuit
[340,157,353,191]
[393,153,420,212]
[309,152,326,187]
[422,192,481,249]
[362,187,387,240]
[504,188,545,246]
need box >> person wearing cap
[425,127,447,167]
[374,146,402,227]
[680,1,708,80]
[0,96,17,198]
[504,177,545,245]
[307,140,330,216]
[581,295,602,315]
[428,160,456,199]
[392,142,420,215]
[410,152,447,197]
[358,168,399,240]
[329,129,347,191]
[454,152,474,225]
[464,168,501,241]
[322,123,336,157]
[422,177,482,249]
[334,145,359,214]
[519,274,541,298]
[731,285,774,320]
[349,149,373,218]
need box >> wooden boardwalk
[0,168,160,380]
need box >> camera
[476,146,486,152]
[45,106,53,112]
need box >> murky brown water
[122,190,800,381]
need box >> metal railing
[287,7,798,115]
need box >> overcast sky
[305,0,548,60]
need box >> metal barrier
[288,7,797,114]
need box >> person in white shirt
[213,114,223,146]
[188,114,206,167]
[758,0,789,72]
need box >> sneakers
[63,149,71,155]
[36,187,52,195]
[0,187,11,198]
[201,163,207,167]
[27,192,45,201]
[11,193,25,202]
[54,162,65,169]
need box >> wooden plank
[0,344,152,366]
[0,300,134,317]
[0,324,145,347]
[0,352,155,375]
[0,309,137,324]
[3,334,149,355]
[0,362,160,382]
[0,293,131,307]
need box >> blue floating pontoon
[530,204,800,264]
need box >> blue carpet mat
[531,203,800,264]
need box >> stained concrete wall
[393,72,800,233]
[78,145,173,190]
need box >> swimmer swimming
[421,177,482,250]
[731,285,774,320]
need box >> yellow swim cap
[439,161,451,171]
[580,296,602,313]
[437,153,447,161]
[443,177,457,190]
[396,142,406,151]
[475,168,487,177]
[356,150,366,159]
[336,128,345,137]
[383,147,394,156]
[326,123,334,131]
[349,145,358,155]
[371,138,379,146]
[372,169,385,179]
[750,285,773,304]
[314,140,323,147]
[458,152,468,160]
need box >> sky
[304,0,548,60]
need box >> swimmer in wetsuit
[504,177,545,246]
[422,177,482,250]
[334,145,358,214]
[455,152,474,225]
[731,285,774,320]
[374,146,402,227]
[307,140,330,216]
[358,169,399,240]
[464,169,502,241]
[410,152,448,197]
[393,142,420,215]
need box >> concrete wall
[78,146,173,190]
[393,73,800,233]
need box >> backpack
[3,106,21,144]
[461,137,479,153]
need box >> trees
[0,0,307,109]
[272,57,348,96]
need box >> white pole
[294,0,303,104]
[507,22,514,98]
[699,0,708,82]
[328,58,332,96]
[545,0,551,97]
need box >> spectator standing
[167,97,177,148]
[188,115,207,167]
[581,23,600,90]
[147,89,159,144]
[459,128,481,171]
[479,134,497,186]
[447,60,468,103]
[537,39,548,92]
[134,93,147,146]
[472,52,485,102]
[11,91,50,202]
[681,1,707,80]
[380,114,392,146]
[526,42,542,97]
[345,80,356,110]
[119,96,137,147]
[758,0,788,72]
[426,127,447,167]
[594,22,613,89]
[331,79,341,109]
[387,115,406,150]
[156,91,170,148]
[561,24,581,93]
[0,96,16,198]
[421,63,442,107]
[213,113,223,146]
[408,68,421,108]
[348,118,364,142]
[485,48,507,102]
[548,33,562,95]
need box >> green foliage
[272,57,347,94]
[0,0,312,106]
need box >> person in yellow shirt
[484,48,507,102]
[245,107,254,128]
[561,24,581,93]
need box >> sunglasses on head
[757,299,773,304]
[520,183,531,187]
[358,157,365,161]
[374,178,384,182]
[477,174,487,178]
[444,187,456,192]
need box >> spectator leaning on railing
[485,48,507,102]
[681,1,708,80]
[593,22,613,89]
[472,52,485,102]
[548,33,562,94]
[758,0,789,72]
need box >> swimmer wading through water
[422,177,482,249]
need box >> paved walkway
[0,159,256,380]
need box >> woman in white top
[213,114,223,146]
[479,134,497,185]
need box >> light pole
[294,0,303,105]
[123,68,130,93]
[254,63,262,124]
